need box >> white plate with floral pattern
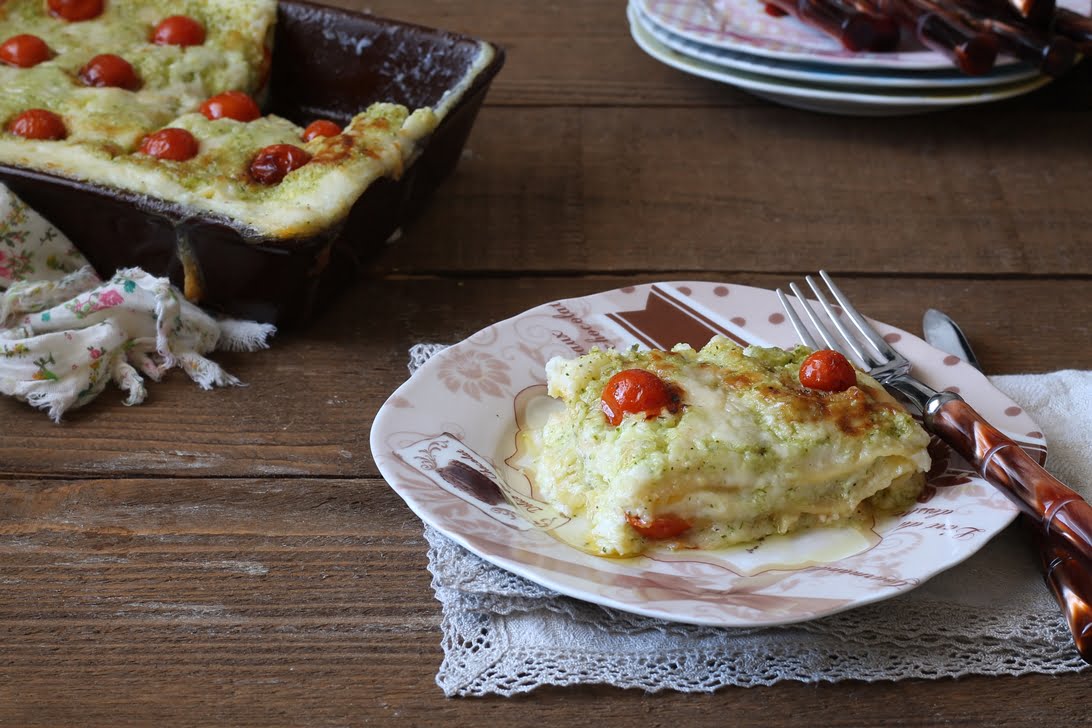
[370,281,1045,627]
[629,2,1052,116]
[633,1,1040,89]
[638,0,1089,70]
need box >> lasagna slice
[523,336,931,557]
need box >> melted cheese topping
[523,336,931,557]
[0,0,475,238]
[0,0,273,149]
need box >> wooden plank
[0,275,1086,480]
[334,0,1092,109]
[377,106,1092,275]
[325,0,751,107]
[1,476,1089,726]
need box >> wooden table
[3,1,1091,724]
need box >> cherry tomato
[249,144,312,185]
[47,0,104,21]
[301,119,342,142]
[600,368,681,426]
[799,349,857,392]
[151,15,206,46]
[625,512,692,540]
[199,91,260,122]
[139,128,199,161]
[78,53,139,90]
[0,34,51,68]
[7,109,66,140]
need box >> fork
[778,271,1092,659]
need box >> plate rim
[632,1,1040,89]
[628,4,1052,112]
[636,0,1029,70]
[371,280,1042,627]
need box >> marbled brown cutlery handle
[921,308,1092,664]
[955,0,1057,26]
[929,398,1092,568]
[1053,8,1092,53]
[1033,526,1092,662]
[764,0,901,51]
[974,16,1076,76]
[869,0,999,74]
[937,0,1078,76]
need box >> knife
[922,308,1092,663]
[922,308,982,371]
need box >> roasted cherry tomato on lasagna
[78,54,140,90]
[301,119,342,142]
[151,15,206,46]
[7,109,66,140]
[799,349,857,392]
[0,35,51,68]
[624,512,692,540]
[47,0,104,22]
[199,91,260,122]
[139,128,199,161]
[601,368,681,426]
[249,144,312,185]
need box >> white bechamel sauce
[523,337,931,557]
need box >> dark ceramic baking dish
[0,1,503,324]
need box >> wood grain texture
[321,0,753,107]
[0,275,1088,480]
[376,105,1092,275]
[2,477,1090,727]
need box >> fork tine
[776,288,821,350]
[818,271,901,362]
[787,282,846,355]
[803,275,879,369]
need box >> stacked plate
[629,0,1082,114]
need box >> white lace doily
[408,344,1091,696]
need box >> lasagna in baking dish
[0,0,447,238]
[522,336,931,557]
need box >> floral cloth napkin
[408,344,1092,696]
[0,185,274,420]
